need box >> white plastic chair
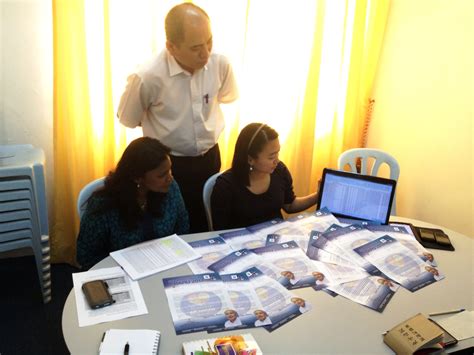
[202,172,222,231]
[77,177,105,220]
[338,148,400,215]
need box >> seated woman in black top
[211,123,318,230]
[77,137,189,269]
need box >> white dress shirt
[224,317,243,328]
[254,317,272,327]
[299,304,312,313]
[118,50,238,156]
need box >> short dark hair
[165,2,210,44]
[94,137,171,229]
[231,123,279,186]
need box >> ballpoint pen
[429,308,465,317]
[124,342,129,355]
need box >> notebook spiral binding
[152,333,160,354]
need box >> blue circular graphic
[398,239,419,254]
[256,264,278,279]
[384,253,419,277]
[196,252,225,270]
[243,240,266,249]
[351,238,371,249]
[180,291,222,317]
[228,290,252,314]
[255,286,286,309]
[274,257,308,275]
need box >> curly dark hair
[92,137,171,229]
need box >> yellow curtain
[51,0,127,264]
[301,0,391,197]
[216,0,390,197]
[51,0,390,264]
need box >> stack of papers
[72,267,148,327]
[110,234,201,280]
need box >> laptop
[316,168,396,225]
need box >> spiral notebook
[99,329,160,355]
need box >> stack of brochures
[165,208,447,335]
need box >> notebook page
[99,329,160,355]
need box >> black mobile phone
[82,280,115,309]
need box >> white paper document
[99,328,160,355]
[110,234,201,280]
[72,267,148,327]
[435,310,474,341]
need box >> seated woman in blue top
[77,137,189,269]
[211,123,318,230]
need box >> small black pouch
[391,222,455,251]
[413,226,455,251]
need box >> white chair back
[338,148,400,215]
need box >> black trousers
[170,144,221,233]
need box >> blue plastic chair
[338,148,400,215]
[77,177,106,220]
[202,172,222,231]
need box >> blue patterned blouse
[76,180,189,269]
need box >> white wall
[0,0,53,206]
[368,0,473,237]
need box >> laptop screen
[317,168,396,225]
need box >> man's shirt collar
[166,51,208,77]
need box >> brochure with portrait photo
[246,267,307,332]
[252,241,326,289]
[309,229,349,262]
[207,270,266,333]
[219,219,288,251]
[207,248,260,274]
[366,225,438,267]
[353,235,445,292]
[322,224,380,274]
[307,232,361,269]
[310,259,369,291]
[265,208,340,252]
[187,236,234,274]
[328,275,399,312]
[162,273,233,334]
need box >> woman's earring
[249,165,253,172]
[136,183,140,189]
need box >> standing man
[117,3,238,232]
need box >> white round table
[62,217,473,354]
